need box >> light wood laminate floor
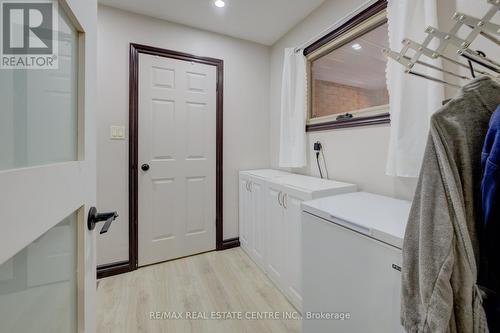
[97,248,301,333]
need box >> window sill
[305,112,390,132]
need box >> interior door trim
[105,43,235,278]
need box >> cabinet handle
[283,193,288,209]
[278,191,282,206]
[248,181,252,192]
[246,182,249,191]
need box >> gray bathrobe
[401,77,500,333]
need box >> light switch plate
[110,126,126,140]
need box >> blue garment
[481,106,500,332]
[482,106,500,227]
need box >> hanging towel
[479,106,500,332]
[385,0,445,178]
[279,48,307,168]
[401,77,500,333]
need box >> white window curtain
[386,0,445,178]
[279,48,307,168]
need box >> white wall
[96,5,271,265]
[438,0,499,96]
[97,0,494,265]
[269,0,497,201]
[270,0,418,201]
[453,0,498,57]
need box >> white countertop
[240,169,290,179]
[240,169,356,194]
[277,174,356,192]
[302,192,412,248]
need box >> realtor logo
[1,0,58,69]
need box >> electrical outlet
[110,126,126,140]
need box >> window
[305,1,389,131]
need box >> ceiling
[98,0,325,45]
[312,23,389,90]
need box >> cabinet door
[266,186,285,288]
[283,192,303,310]
[239,177,252,252]
[250,180,265,269]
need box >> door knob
[141,163,150,171]
[88,207,118,234]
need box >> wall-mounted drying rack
[383,0,500,88]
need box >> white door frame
[120,43,235,275]
[0,0,97,332]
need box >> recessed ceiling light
[214,0,225,8]
[351,43,362,50]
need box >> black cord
[316,152,323,179]
[321,149,329,179]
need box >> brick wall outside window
[312,79,389,118]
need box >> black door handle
[88,207,118,234]
[141,164,150,171]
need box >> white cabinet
[265,184,312,310]
[239,170,357,311]
[239,174,268,269]
[265,183,286,288]
[284,191,303,308]
[239,176,252,251]
[251,181,265,267]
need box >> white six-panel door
[138,53,217,267]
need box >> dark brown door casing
[97,43,238,279]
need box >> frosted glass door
[0,1,97,332]
[0,213,77,333]
[0,5,79,170]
